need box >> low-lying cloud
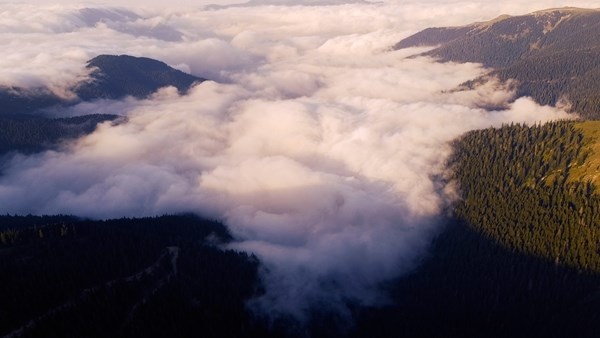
[0,0,578,322]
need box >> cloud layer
[0,0,577,320]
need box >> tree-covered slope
[353,219,600,338]
[569,121,600,188]
[448,121,600,271]
[348,121,600,337]
[0,214,274,338]
[395,8,600,119]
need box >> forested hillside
[354,219,600,338]
[449,121,600,271]
[0,214,275,338]
[395,8,600,119]
[349,121,600,337]
[5,213,599,338]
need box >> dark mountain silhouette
[0,214,275,338]
[0,55,204,157]
[395,7,600,119]
[75,55,204,100]
[0,55,205,116]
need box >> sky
[0,0,594,322]
[8,0,600,12]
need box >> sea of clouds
[0,0,593,321]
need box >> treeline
[448,121,600,271]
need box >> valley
[1,3,600,337]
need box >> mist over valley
[1,1,600,337]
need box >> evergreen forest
[449,121,600,272]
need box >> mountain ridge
[0,54,205,116]
[395,7,600,119]
[75,55,204,101]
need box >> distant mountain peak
[76,54,204,101]
[0,54,206,116]
[394,7,600,119]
